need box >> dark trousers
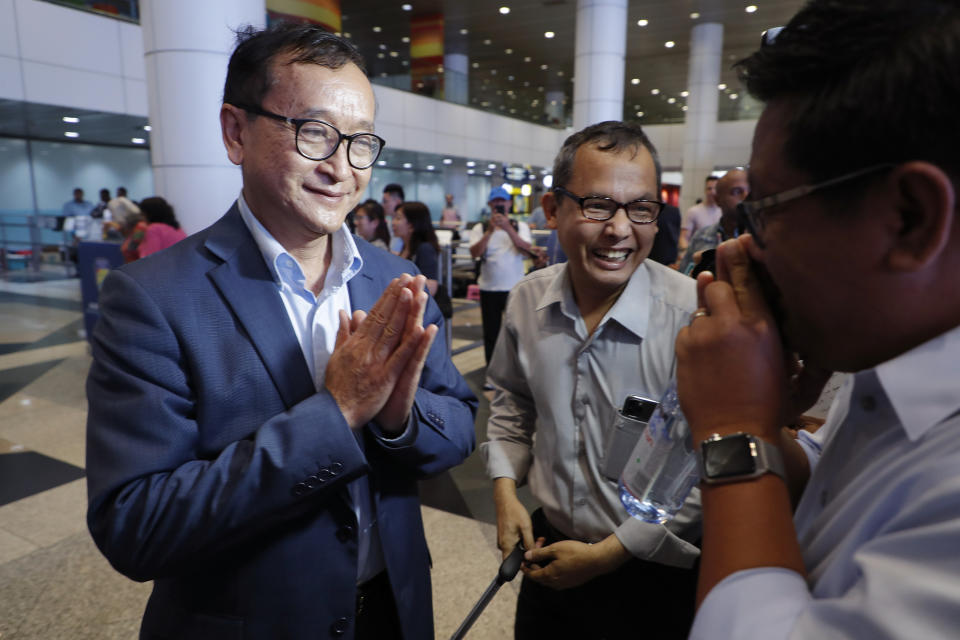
[479,290,510,364]
[514,509,699,640]
[355,571,403,640]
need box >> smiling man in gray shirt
[481,121,701,639]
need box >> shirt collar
[873,323,960,441]
[535,261,652,339]
[236,192,363,296]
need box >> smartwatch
[698,432,786,485]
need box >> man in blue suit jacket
[85,23,476,640]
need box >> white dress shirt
[481,260,702,567]
[691,322,960,639]
[237,193,386,584]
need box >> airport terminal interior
[1,1,809,638]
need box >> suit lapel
[205,207,315,409]
[346,242,381,313]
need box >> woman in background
[353,199,390,250]
[122,196,186,261]
[392,201,439,296]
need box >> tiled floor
[0,272,532,639]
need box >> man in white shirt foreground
[681,2,960,638]
[482,121,701,639]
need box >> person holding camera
[469,186,534,364]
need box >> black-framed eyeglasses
[230,102,385,170]
[738,163,895,248]
[554,186,664,224]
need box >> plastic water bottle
[618,381,700,524]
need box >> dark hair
[705,176,718,183]
[117,187,127,196]
[357,199,390,246]
[552,120,662,192]
[139,196,180,230]
[383,183,405,201]
[736,0,960,185]
[397,201,438,258]
[223,22,366,109]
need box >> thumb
[335,309,351,349]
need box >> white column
[141,0,265,234]
[679,22,723,217]
[443,52,468,105]
[572,0,627,131]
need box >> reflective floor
[0,268,530,639]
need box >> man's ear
[220,104,246,166]
[542,191,560,230]
[886,161,956,272]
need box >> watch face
[703,434,758,479]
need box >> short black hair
[139,196,181,230]
[705,176,718,183]
[736,0,960,185]
[383,184,405,201]
[223,22,366,109]
[552,121,662,192]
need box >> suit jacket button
[331,617,349,636]
[318,468,333,480]
[330,462,343,474]
[291,483,308,497]
[304,475,319,488]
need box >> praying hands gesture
[326,274,438,434]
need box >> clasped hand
[325,274,438,434]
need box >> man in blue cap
[469,186,534,364]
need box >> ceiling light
[460,28,468,35]
[730,93,739,99]
[680,90,689,97]
[372,26,382,32]
[380,72,388,77]
[637,19,649,27]
[485,170,493,175]
[488,163,497,169]
[131,137,146,144]
[467,169,475,175]
[690,12,700,19]
[466,161,476,167]
[379,44,387,50]
[443,158,453,164]
[491,69,497,75]
[344,32,351,38]
[667,97,676,104]
[508,75,514,81]
[377,160,387,167]
[377,53,385,59]
[505,48,513,54]
[630,78,640,85]
[62,116,79,123]
[402,36,410,43]
[524,56,531,62]
[718,83,727,90]
[389,51,398,57]
[681,106,688,111]
[544,31,555,38]
[665,41,675,48]
[651,88,660,95]
[499,6,510,14]
[472,62,479,68]
[427,165,435,170]
[402,3,412,10]
[557,71,564,76]
[636,111,644,117]
[540,64,548,70]
[403,162,413,169]
[143,125,152,131]
[484,39,492,45]
[65,132,79,138]
[746,5,758,13]
[402,60,409,66]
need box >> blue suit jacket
[86,205,477,640]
